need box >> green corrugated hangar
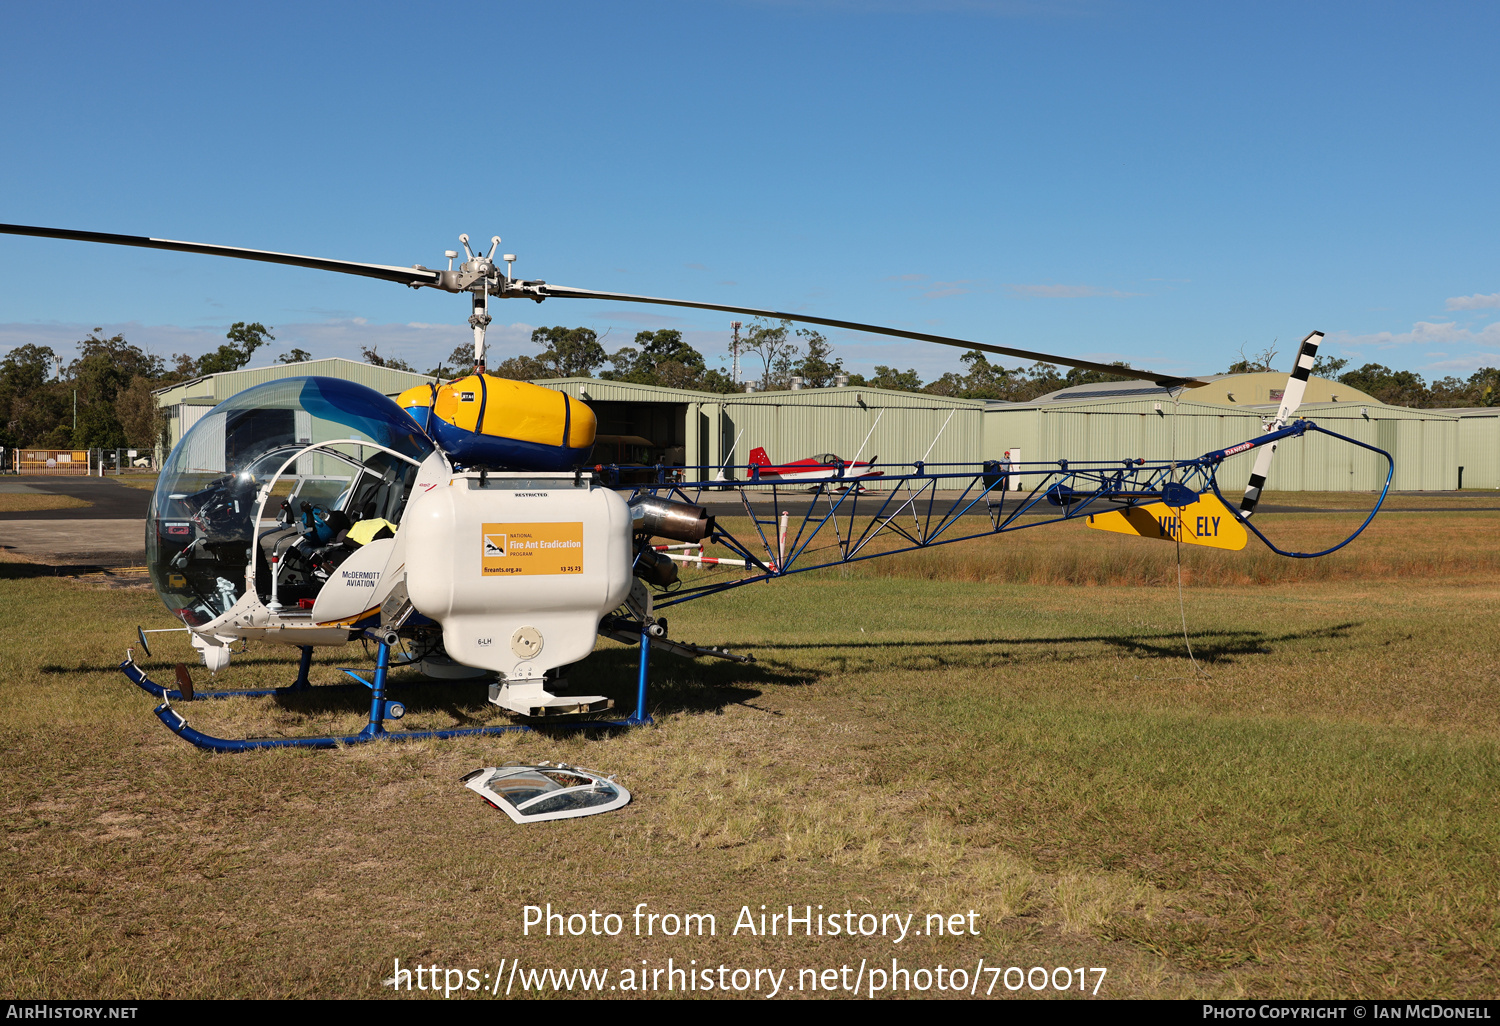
[544,374,1495,491]
[542,378,985,473]
[987,373,1485,493]
[154,358,437,452]
[155,362,1498,491]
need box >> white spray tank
[403,461,634,715]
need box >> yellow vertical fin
[1086,493,1247,551]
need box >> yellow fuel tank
[399,375,596,470]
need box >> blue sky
[2,0,1497,382]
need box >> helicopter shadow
[65,650,778,725]
[713,622,1362,671]
[565,647,797,718]
[0,559,140,582]
[40,653,347,676]
[48,622,1359,735]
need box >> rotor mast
[452,234,500,372]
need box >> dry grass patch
[0,508,1496,999]
[0,492,92,512]
[692,508,1500,589]
[111,475,161,490]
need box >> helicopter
[0,223,1395,752]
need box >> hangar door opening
[585,401,688,466]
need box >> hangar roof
[154,357,437,407]
[1028,372,1378,408]
[536,378,988,409]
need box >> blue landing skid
[140,627,656,753]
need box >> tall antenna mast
[730,320,742,386]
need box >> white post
[714,427,745,481]
[920,409,957,464]
[850,409,884,464]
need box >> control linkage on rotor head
[425,233,551,372]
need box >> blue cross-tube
[144,625,656,753]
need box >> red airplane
[746,447,884,487]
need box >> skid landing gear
[121,645,320,701]
[132,627,658,752]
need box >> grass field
[0,493,91,513]
[1,507,1496,1000]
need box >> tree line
[1221,343,1498,409]
[435,319,1142,399]
[5,320,1494,452]
[473,320,1498,408]
[0,322,286,450]
[474,321,1497,408]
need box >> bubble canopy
[147,377,435,625]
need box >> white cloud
[1328,319,1500,376]
[588,307,695,326]
[1336,320,1500,348]
[922,280,974,299]
[1422,354,1500,373]
[1445,293,1500,310]
[885,273,979,299]
[1004,283,1141,299]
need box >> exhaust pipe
[630,497,712,543]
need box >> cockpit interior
[147,377,434,627]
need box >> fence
[5,448,157,476]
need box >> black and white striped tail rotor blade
[1239,440,1279,519]
[1273,330,1322,426]
[1240,331,1323,518]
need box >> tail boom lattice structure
[612,417,1392,611]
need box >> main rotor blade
[0,222,1204,386]
[0,223,441,288]
[532,283,1207,388]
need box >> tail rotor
[1239,330,1323,518]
